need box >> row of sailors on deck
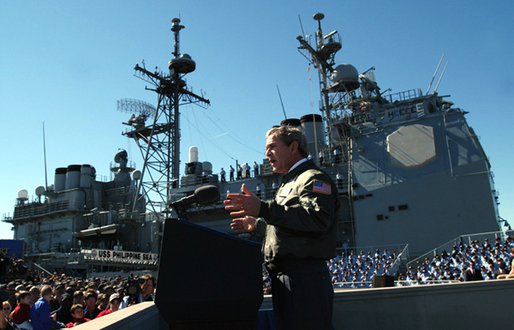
[219,162,259,182]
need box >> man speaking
[224,125,339,330]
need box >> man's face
[140,279,154,296]
[110,299,120,312]
[265,133,297,174]
[86,296,96,307]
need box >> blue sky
[1,0,513,239]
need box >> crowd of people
[1,236,513,329]
[309,235,514,289]
[327,248,403,288]
[398,235,514,285]
[0,271,155,330]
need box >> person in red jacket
[95,293,121,318]
[65,304,90,328]
[10,291,32,330]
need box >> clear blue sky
[1,0,513,239]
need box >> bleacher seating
[400,234,513,286]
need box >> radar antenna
[122,17,210,218]
[426,53,447,95]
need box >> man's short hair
[266,125,309,157]
[84,289,97,300]
[40,285,52,297]
[28,286,40,295]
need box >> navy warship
[1,12,505,275]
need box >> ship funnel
[280,118,302,128]
[65,165,81,190]
[80,164,93,188]
[54,167,67,192]
[301,114,326,157]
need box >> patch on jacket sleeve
[312,180,332,195]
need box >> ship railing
[13,200,69,219]
[383,89,421,103]
[335,243,409,261]
[333,278,460,289]
[394,279,460,286]
[407,230,513,268]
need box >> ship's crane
[122,18,210,218]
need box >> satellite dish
[114,150,128,164]
[35,186,46,196]
[18,189,28,200]
[132,170,142,180]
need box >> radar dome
[202,161,213,174]
[332,64,359,91]
[18,189,28,200]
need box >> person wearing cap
[82,290,100,320]
[95,293,121,318]
[65,304,89,328]
[10,291,32,330]
[224,125,339,330]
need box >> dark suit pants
[269,263,334,330]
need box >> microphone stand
[171,204,188,221]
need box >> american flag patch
[313,180,332,195]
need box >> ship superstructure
[3,150,159,274]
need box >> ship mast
[123,18,210,218]
[297,12,338,151]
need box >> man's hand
[224,183,261,218]
[230,216,257,233]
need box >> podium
[372,275,395,288]
[155,219,264,329]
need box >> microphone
[170,185,220,209]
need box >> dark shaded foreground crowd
[0,272,155,330]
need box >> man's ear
[289,140,299,154]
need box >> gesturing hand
[230,215,257,233]
[223,183,261,218]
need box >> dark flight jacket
[257,160,340,265]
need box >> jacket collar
[281,159,314,183]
